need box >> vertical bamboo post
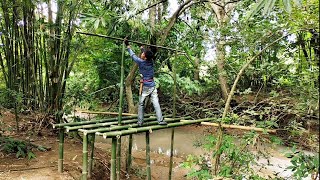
[146,131,151,180]
[169,54,177,180]
[126,134,133,173]
[118,41,125,125]
[88,134,95,178]
[115,40,125,180]
[58,128,64,173]
[111,137,117,180]
[82,134,88,180]
[116,137,121,180]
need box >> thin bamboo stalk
[58,128,64,173]
[146,131,151,180]
[200,122,277,133]
[116,137,121,180]
[75,115,178,134]
[126,135,133,173]
[111,138,117,180]
[78,110,136,116]
[88,134,95,178]
[76,32,184,53]
[82,134,88,180]
[100,118,215,138]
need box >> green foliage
[286,149,319,179]
[183,132,271,179]
[0,89,23,109]
[0,137,36,160]
[157,73,208,96]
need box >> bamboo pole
[78,110,136,116]
[65,115,168,132]
[94,117,190,137]
[75,116,180,134]
[53,115,141,128]
[169,56,177,180]
[111,138,117,180]
[200,122,277,133]
[118,43,125,125]
[82,134,88,180]
[76,32,184,53]
[126,134,133,174]
[88,134,95,178]
[58,128,64,173]
[146,131,151,180]
[116,137,121,180]
[115,43,125,180]
[100,118,216,138]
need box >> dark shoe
[137,121,143,126]
[158,121,167,125]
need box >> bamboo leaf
[263,0,277,15]
[283,0,292,13]
[94,19,100,29]
[293,0,302,7]
[101,17,106,27]
[247,0,268,19]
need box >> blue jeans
[138,86,163,123]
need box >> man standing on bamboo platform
[124,39,167,126]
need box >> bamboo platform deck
[53,113,216,180]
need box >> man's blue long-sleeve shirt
[127,48,155,87]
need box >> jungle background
[0,0,319,179]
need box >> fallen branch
[0,165,56,172]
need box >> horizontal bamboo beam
[76,32,184,53]
[200,122,277,133]
[53,114,153,128]
[80,117,189,135]
[98,118,216,138]
[66,115,172,132]
[78,110,137,116]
